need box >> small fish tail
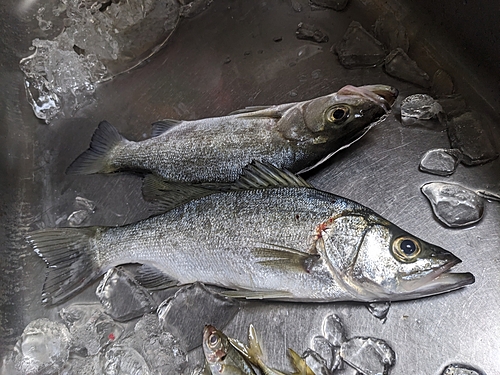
[66,121,126,175]
[27,227,103,305]
[246,324,264,364]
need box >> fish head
[203,325,231,368]
[301,84,398,139]
[320,214,474,302]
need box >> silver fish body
[202,325,257,375]
[66,85,397,182]
[28,163,474,305]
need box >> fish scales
[29,163,474,305]
[114,117,297,182]
[95,188,353,300]
[67,85,399,182]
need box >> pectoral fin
[252,244,320,273]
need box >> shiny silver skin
[27,165,473,305]
[66,84,397,182]
[202,325,257,375]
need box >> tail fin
[27,227,103,305]
[288,349,315,375]
[66,121,126,175]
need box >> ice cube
[157,282,240,351]
[101,345,151,375]
[437,95,468,118]
[421,182,485,228]
[432,69,454,96]
[310,0,350,11]
[322,314,346,347]
[441,363,486,375]
[400,94,444,128]
[296,23,329,43]
[419,148,463,176]
[384,48,430,88]
[67,209,90,226]
[374,13,409,52]
[96,267,157,322]
[312,336,341,372]
[302,348,330,375]
[340,337,395,375]
[132,314,188,374]
[60,355,99,375]
[60,304,124,356]
[334,21,386,68]
[447,111,499,165]
[419,148,463,175]
[366,302,391,322]
[11,318,71,375]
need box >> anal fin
[134,264,178,290]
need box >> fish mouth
[401,256,475,299]
[338,84,399,111]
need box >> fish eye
[392,236,421,262]
[326,105,350,124]
[208,333,221,348]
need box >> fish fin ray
[151,119,182,137]
[233,161,312,190]
[229,105,282,118]
[142,174,214,211]
[27,227,103,305]
[66,121,126,175]
[252,245,320,273]
[134,264,178,290]
[288,348,315,375]
[220,289,294,300]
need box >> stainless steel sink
[1,0,498,374]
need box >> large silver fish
[28,162,474,305]
[66,85,397,182]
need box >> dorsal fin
[142,162,313,213]
[229,103,297,119]
[232,161,312,190]
[151,119,182,137]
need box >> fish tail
[27,227,104,305]
[66,121,127,175]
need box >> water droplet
[366,302,391,322]
[421,182,484,227]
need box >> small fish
[66,85,397,182]
[27,162,474,305]
[230,324,314,375]
[202,325,257,375]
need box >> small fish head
[301,84,398,142]
[203,325,230,371]
[347,223,475,301]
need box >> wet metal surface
[1,0,499,374]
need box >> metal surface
[1,0,499,374]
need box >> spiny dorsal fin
[233,161,312,190]
[229,105,282,118]
[151,119,182,137]
[142,174,214,212]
